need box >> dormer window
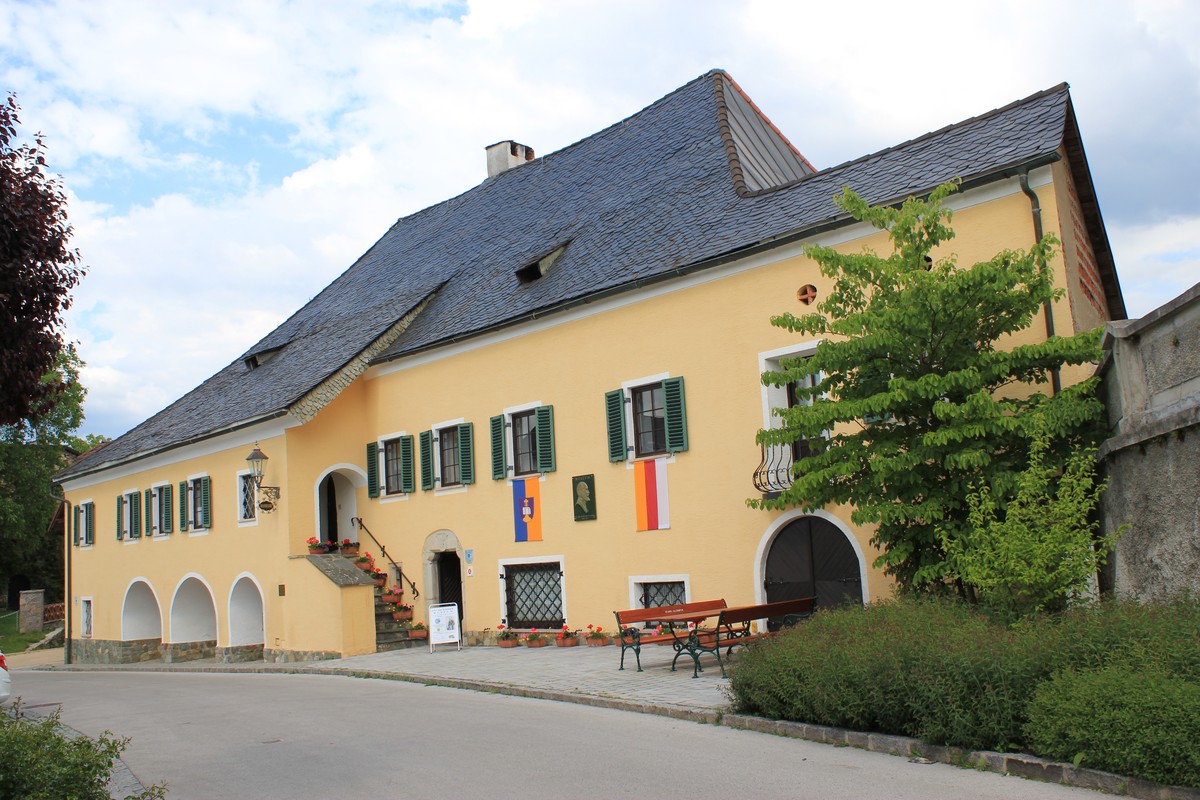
[516,243,568,285]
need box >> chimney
[485,140,535,178]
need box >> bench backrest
[721,597,815,626]
[615,599,727,627]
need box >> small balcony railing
[752,443,794,496]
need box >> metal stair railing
[350,517,419,600]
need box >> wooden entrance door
[765,517,862,613]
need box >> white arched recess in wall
[753,509,870,605]
[169,573,219,644]
[227,573,266,647]
[314,463,367,544]
[121,578,163,641]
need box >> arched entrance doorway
[422,530,464,623]
[764,516,864,612]
[316,467,364,548]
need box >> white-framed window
[72,500,95,547]
[80,597,93,638]
[605,373,688,462]
[115,488,142,541]
[419,418,474,492]
[758,342,826,489]
[237,471,257,524]
[489,402,556,480]
[179,475,212,533]
[367,433,415,499]
[628,574,690,626]
[145,483,174,537]
[499,555,566,629]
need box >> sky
[2,0,1197,440]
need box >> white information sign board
[428,603,461,652]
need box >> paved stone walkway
[312,641,730,717]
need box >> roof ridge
[743,82,1072,199]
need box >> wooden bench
[613,599,727,672]
[693,597,816,677]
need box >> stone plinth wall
[72,637,163,664]
[262,648,341,663]
[161,639,217,663]
[217,643,265,663]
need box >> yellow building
[57,71,1125,663]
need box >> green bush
[729,598,1062,747]
[1025,663,1200,787]
[0,701,166,800]
[728,595,1200,766]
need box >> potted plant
[354,552,374,571]
[585,624,611,646]
[555,624,579,647]
[407,621,427,640]
[496,624,520,648]
[381,584,404,604]
[370,569,387,588]
[339,538,359,556]
[391,603,413,622]
[306,536,327,554]
[525,628,547,648]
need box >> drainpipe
[1019,170,1061,395]
[59,493,72,664]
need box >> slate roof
[60,70,1107,481]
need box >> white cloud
[2,0,1195,437]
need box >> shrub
[729,598,1060,747]
[1025,663,1200,787]
[729,596,1200,756]
[0,701,166,800]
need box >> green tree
[941,418,1121,622]
[755,182,1104,592]
[0,346,102,601]
[1,93,86,426]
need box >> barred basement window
[639,580,686,610]
[503,562,564,628]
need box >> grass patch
[0,611,50,653]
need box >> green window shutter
[662,376,689,453]
[605,389,627,462]
[178,481,187,531]
[200,477,212,528]
[130,493,142,539]
[162,486,173,534]
[399,435,415,494]
[69,503,78,547]
[144,489,154,535]
[419,430,434,491]
[85,504,94,545]
[458,422,475,485]
[535,405,556,473]
[116,494,124,540]
[366,442,380,498]
[490,415,506,480]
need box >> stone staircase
[374,589,425,652]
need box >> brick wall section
[1067,181,1108,320]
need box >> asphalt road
[13,671,1102,800]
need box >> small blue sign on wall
[465,549,474,564]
